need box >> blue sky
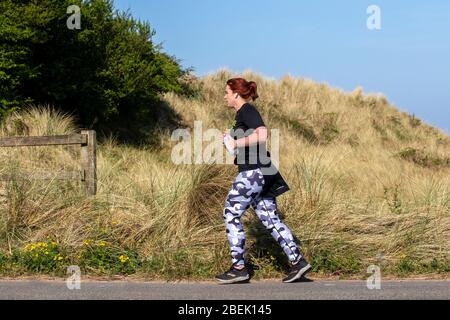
[115,0,450,134]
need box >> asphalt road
[0,279,449,300]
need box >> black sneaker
[215,265,250,284]
[282,257,312,283]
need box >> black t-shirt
[230,103,271,172]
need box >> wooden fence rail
[0,130,96,196]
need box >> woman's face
[224,85,237,108]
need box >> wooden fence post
[80,130,97,196]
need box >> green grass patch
[396,147,450,169]
[77,240,139,275]
[309,239,363,275]
[139,250,215,280]
[11,240,68,274]
[393,256,450,275]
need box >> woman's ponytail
[248,81,259,101]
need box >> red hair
[226,78,259,101]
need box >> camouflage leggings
[223,168,302,266]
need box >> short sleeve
[242,105,265,129]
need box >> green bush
[0,0,192,137]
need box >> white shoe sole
[282,264,312,283]
[215,275,250,284]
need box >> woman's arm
[234,126,267,148]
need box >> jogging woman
[215,78,311,284]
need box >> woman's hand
[223,133,236,154]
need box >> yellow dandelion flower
[83,240,92,246]
[118,255,129,263]
[53,254,64,261]
[96,240,107,247]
